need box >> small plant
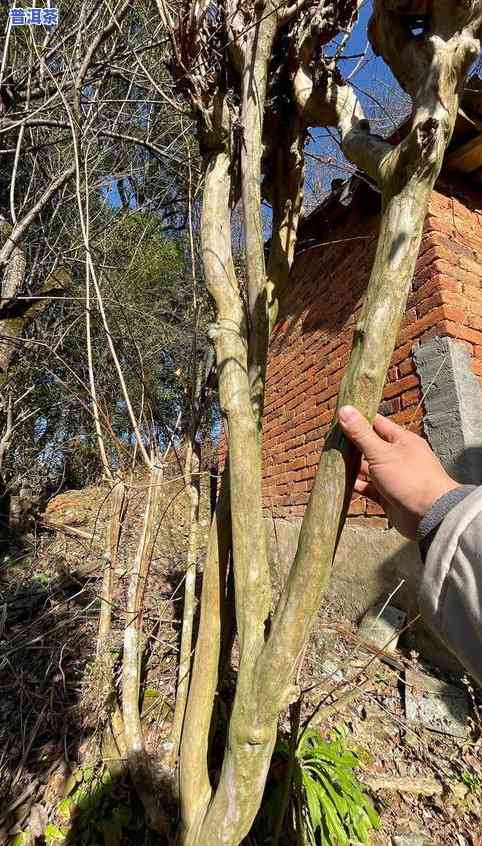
[457,768,482,795]
[255,726,380,845]
[296,728,380,845]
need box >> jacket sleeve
[418,486,482,688]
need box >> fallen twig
[364,774,468,800]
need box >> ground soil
[0,468,480,845]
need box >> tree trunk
[166,439,201,770]
[179,466,231,841]
[97,479,126,656]
[122,466,170,834]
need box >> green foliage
[255,726,380,845]
[455,768,482,795]
[296,728,380,845]
[8,206,216,495]
[44,823,67,844]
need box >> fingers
[372,413,404,444]
[353,478,381,504]
[338,406,387,462]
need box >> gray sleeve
[416,486,477,562]
[418,487,482,688]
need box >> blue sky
[304,0,408,205]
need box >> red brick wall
[261,176,482,525]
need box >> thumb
[338,406,386,462]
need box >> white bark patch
[388,198,416,271]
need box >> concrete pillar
[414,336,482,484]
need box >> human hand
[338,405,460,540]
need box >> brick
[420,326,441,345]
[328,370,343,386]
[430,191,451,210]
[279,470,298,485]
[347,516,388,529]
[392,406,424,426]
[318,383,339,403]
[466,313,482,333]
[415,256,457,287]
[367,517,389,528]
[397,306,451,344]
[416,243,454,274]
[306,452,322,469]
[416,290,466,319]
[379,398,401,416]
[459,254,482,277]
[260,183,482,517]
[346,517,368,528]
[288,434,306,449]
[425,216,454,237]
[409,274,460,304]
[349,497,366,515]
[399,358,414,376]
[384,374,418,399]
[296,419,316,436]
[429,231,474,258]
[305,427,323,443]
[292,479,309,493]
[462,285,482,307]
[436,320,482,346]
[402,388,420,408]
[401,307,418,328]
[285,395,301,412]
[305,436,323,452]
[367,500,386,516]
[391,343,413,366]
[453,266,481,289]
[292,492,310,505]
[291,444,308,459]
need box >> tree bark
[97,479,126,655]
[122,466,170,834]
[166,439,201,770]
[179,465,231,841]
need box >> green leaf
[361,794,381,830]
[10,833,29,846]
[318,787,349,846]
[302,772,323,833]
[317,770,349,820]
[82,766,94,783]
[57,796,76,821]
[351,808,370,844]
[44,823,66,844]
[101,768,113,786]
